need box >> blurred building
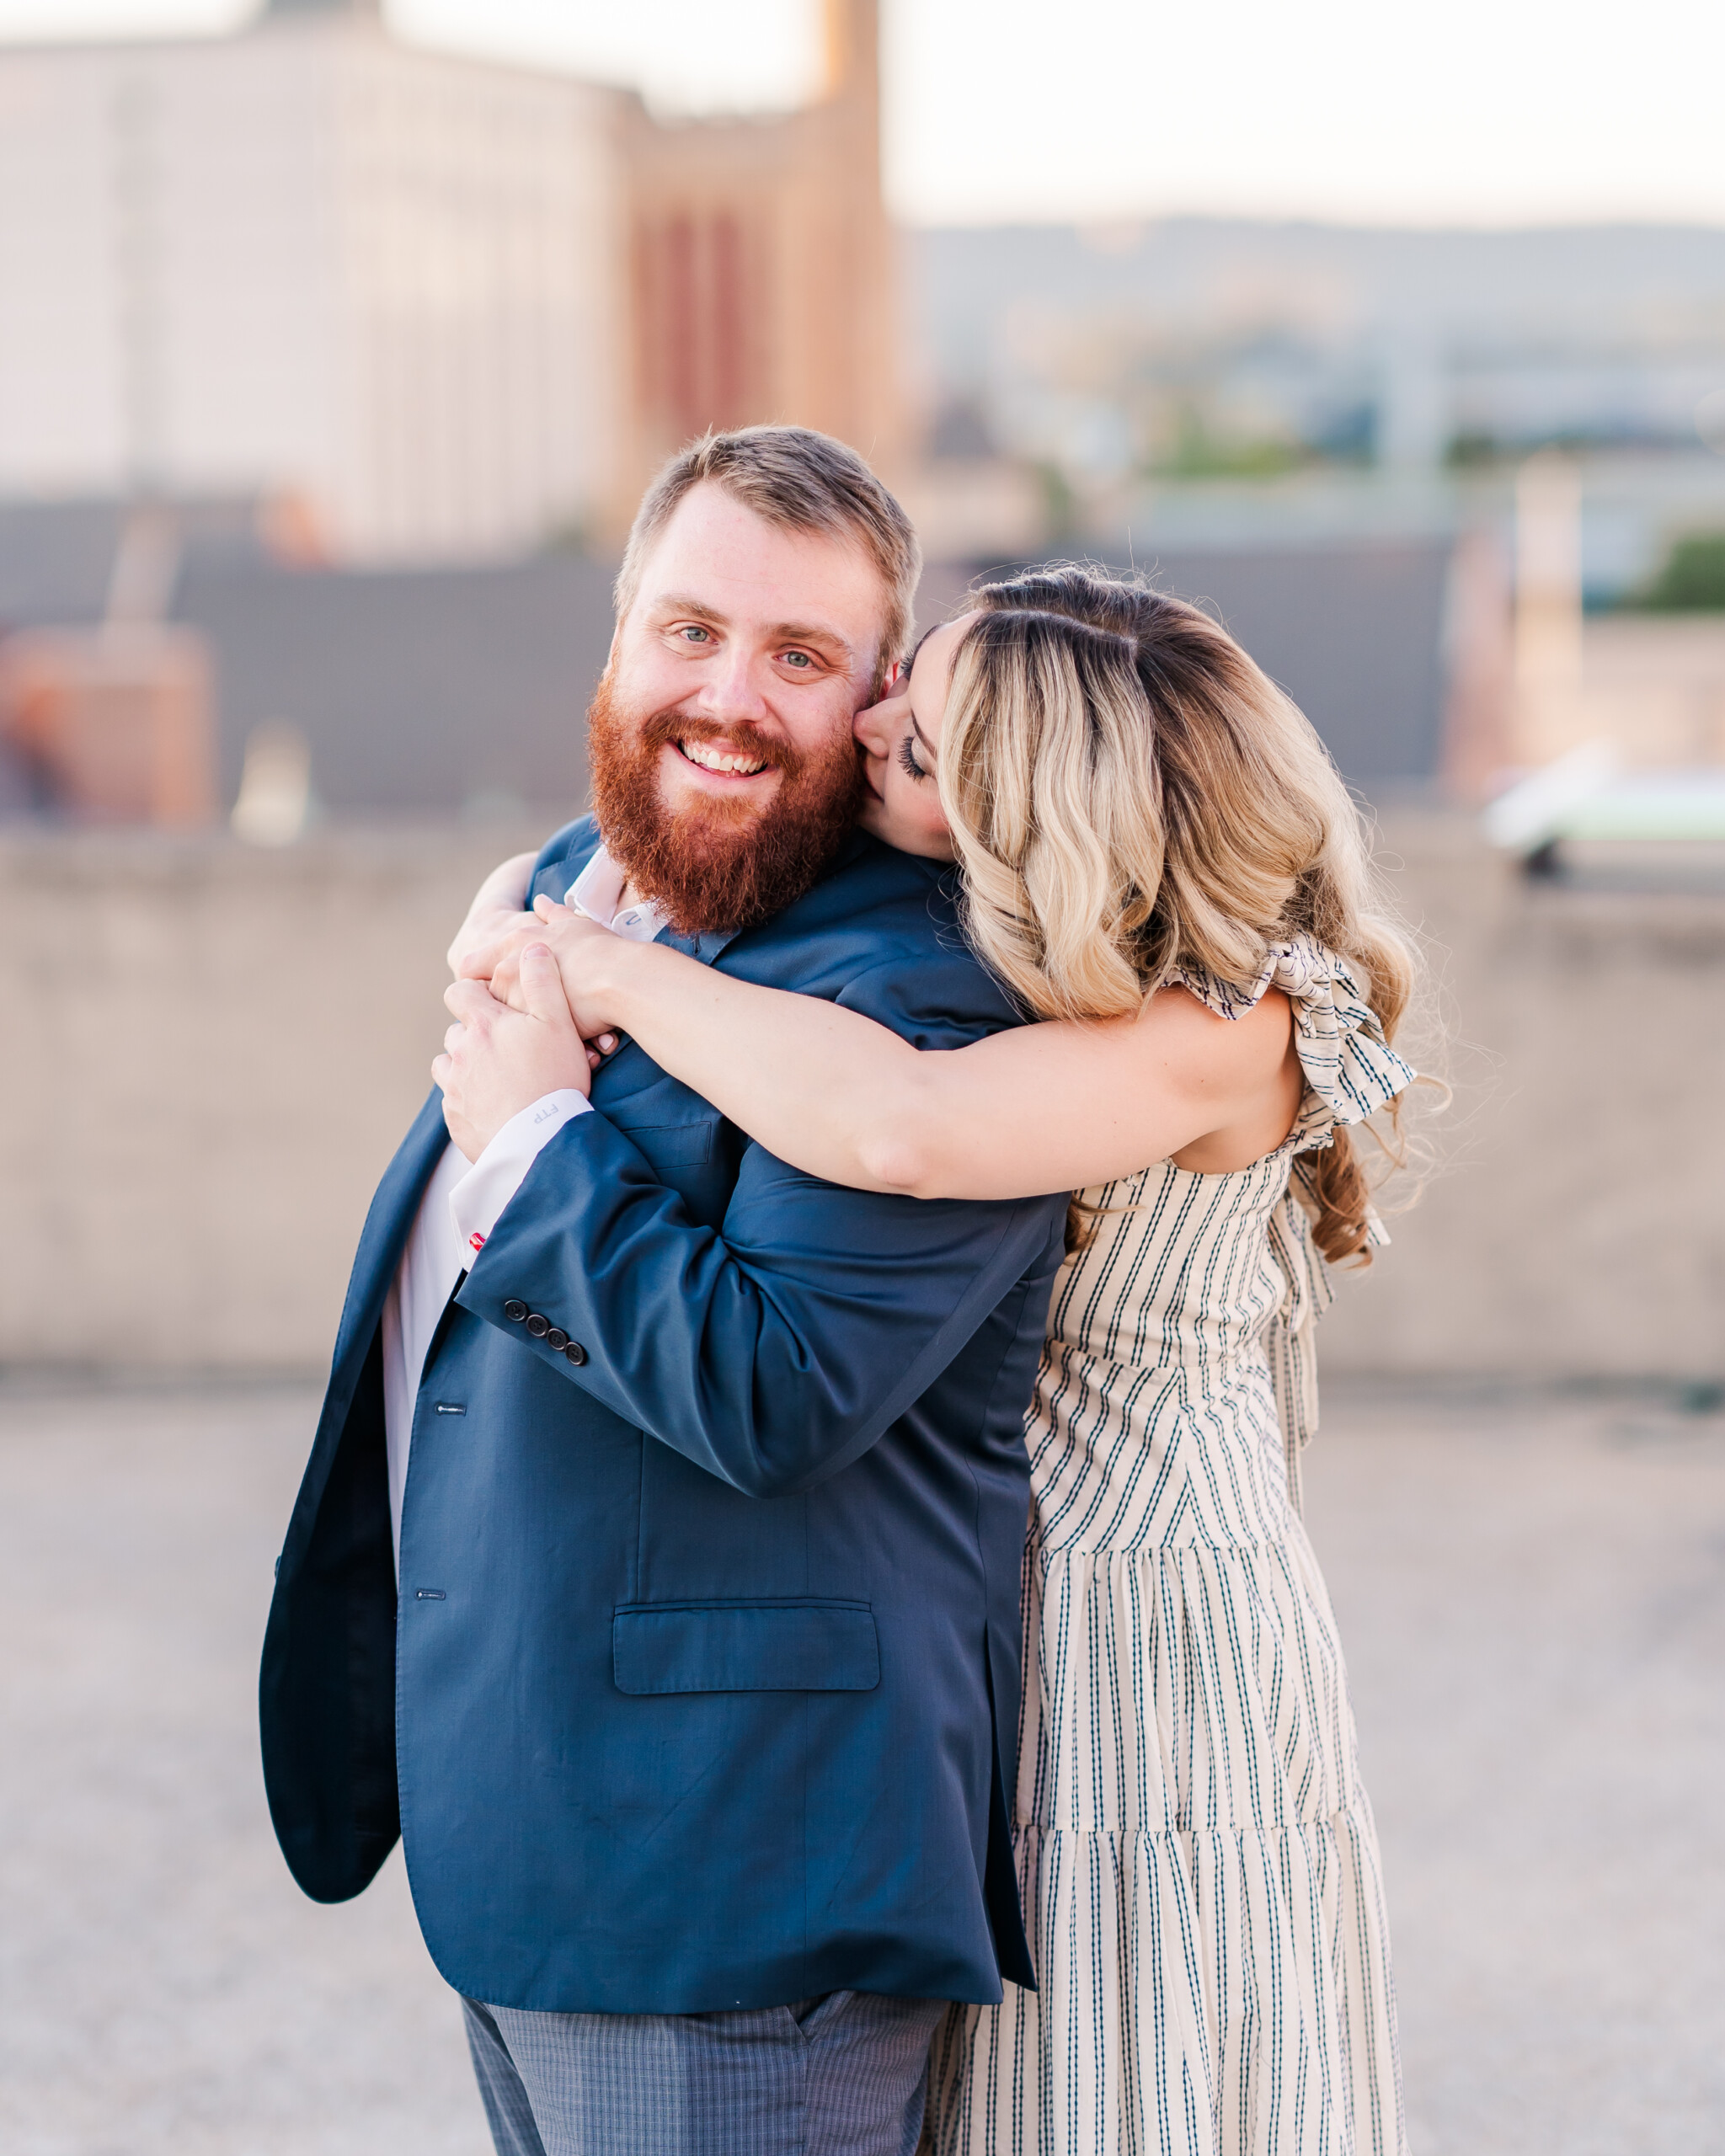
[910,221,1725,593]
[0,0,622,560]
[5,3,1724,825]
[912,221,1725,484]
[907,222,1725,800]
[0,624,215,825]
[1504,454,1725,782]
[0,502,222,820]
[918,542,1457,797]
[0,501,1459,821]
[622,0,900,479]
[0,0,897,563]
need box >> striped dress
[927,937,1416,2156]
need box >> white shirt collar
[566,841,670,945]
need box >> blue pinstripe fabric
[463,1990,945,2156]
[926,941,1413,2156]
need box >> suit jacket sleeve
[455,948,1065,1499]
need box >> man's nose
[688,645,774,726]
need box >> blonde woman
[460,569,1415,2156]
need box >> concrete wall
[2,814,1720,1379]
[0,825,532,1370]
[1320,814,1725,1380]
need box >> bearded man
[259,429,1068,2156]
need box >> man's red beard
[585,673,863,936]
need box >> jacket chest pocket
[612,1599,879,1694]
[611,1121,713,1170]
[609,1118,729,1224]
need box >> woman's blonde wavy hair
[936,566,1421,1264]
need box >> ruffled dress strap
[1168,932,1418,1150]
[1167,935,1419,1513]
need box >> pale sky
[2,0,1722,228]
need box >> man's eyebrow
[647,594,730,626]
[767,619,854,663]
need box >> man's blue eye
[782,651,812,669]
[681,626,711,643]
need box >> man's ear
[860,654,899,711]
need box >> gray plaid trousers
[462,1989,946,2156]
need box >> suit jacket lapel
[530,820,606,906]
[312,1089,450,1451]
[658,830,879,969]
[661,924,741,965]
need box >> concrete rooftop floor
[0,1378,1720,2155]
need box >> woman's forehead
[905,625,937,673]
[911,611,980,676]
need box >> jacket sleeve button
[503,1299,528,1323]
[545,1327,569,1351]
[563,1341,587,1366]
[525,1312,550,1337]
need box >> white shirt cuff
[447,1090,590,1264]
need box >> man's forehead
[632,488,887,650]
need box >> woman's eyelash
[896,734,928,782]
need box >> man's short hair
[615,427,921,691]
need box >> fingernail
[597,1033,617,1053]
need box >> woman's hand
[435,943,594,1161]
[447,851,537,981]
[457,896,634,1046]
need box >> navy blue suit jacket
[259,817,1067,2013]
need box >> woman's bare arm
[446,851,537,978]
[467,898,1300,1200]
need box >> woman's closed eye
[896,732,930,782]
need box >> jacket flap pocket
[611,1120,713,1169]
[612,1600,879,1694]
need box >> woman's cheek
[856,779,893,843]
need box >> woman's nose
[853,697,893,755]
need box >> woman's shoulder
[1167,933,1416,1136]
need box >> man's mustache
[638,707,798,773]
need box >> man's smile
[674,738,771,780]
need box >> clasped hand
[435,867,629,1162]
[455,896,629,1035]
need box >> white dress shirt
[380,845,667,1569]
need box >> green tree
[1642,533,1725,611]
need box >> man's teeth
[680,739,767,776]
